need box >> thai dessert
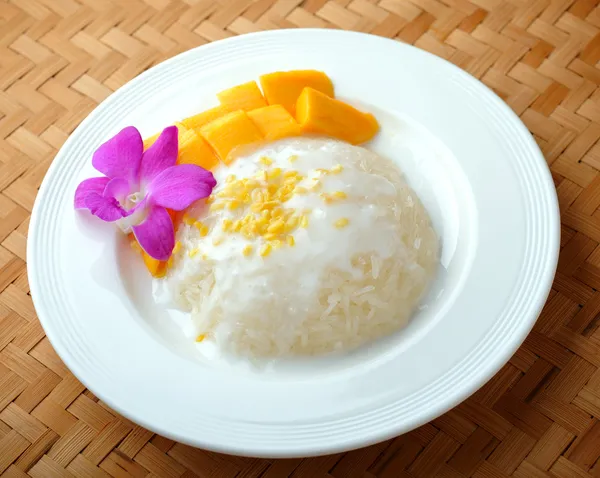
[75,70,439,358]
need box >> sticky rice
[154,138,439,357]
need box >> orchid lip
[125,191,145,208]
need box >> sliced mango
[259,70,334,115]
[200,110,263,164]
[180,105,233,131]
[248,105,302,141]
[144,125,218,170]
[141,250,169,278]
[217,81,267,111]
[178,128,220,170]
[296,87,379,145]
[143,132,160,150]
[143,122,188,150]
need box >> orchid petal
[84,193,129,222]
[147,164,216,211]
[103,177,130,203]
[132,205,174,261]
[74,177,110,208]
[92,126,143,181]
[140,126,178,185]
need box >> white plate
[28,29,559,457]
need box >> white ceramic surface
[28,29,560,457]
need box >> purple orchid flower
[74,126,216,261]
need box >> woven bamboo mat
[2,0,600,476]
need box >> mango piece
[178,129,220,170]
[217,81,267,111]
[141,250,168,278]
[200,110,263,163]
[143,132,160,150]
[180,105,232,131]
[143,122,188,150]
[143,124,218,169]
[248,105,302,141]
[296,87,379,145]
[259,70,334,115]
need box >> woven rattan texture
[2,0,600,476]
